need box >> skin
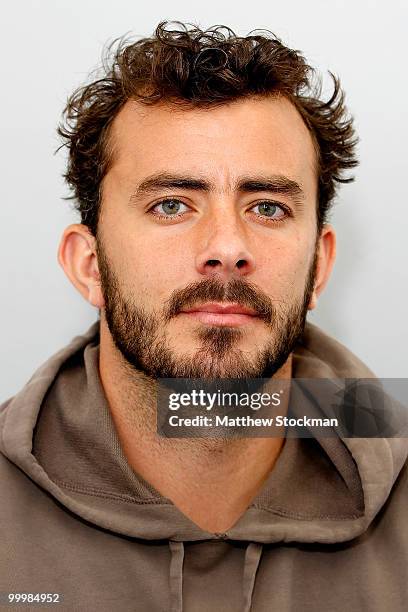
[58,95,336,532]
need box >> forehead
[107,95,318,196]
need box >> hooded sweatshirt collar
[2,320,406,546]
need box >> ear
[308,224,336,310]
[57,224,105,308]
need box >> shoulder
[293,322,376,378]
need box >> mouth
[179,302,259,327]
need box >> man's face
[97,96,320,379]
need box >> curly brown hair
[58,22,358,236]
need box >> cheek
[256,236,314,299]
[114,230,189,304]
[100,189,192,304]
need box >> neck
[98,319,292,533]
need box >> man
[0,22,406,611]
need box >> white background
[1,0,407,400]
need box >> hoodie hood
[1,320,407,543]
[1,321,407,611]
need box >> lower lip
[180,311,258,327]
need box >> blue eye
[251,202,285,219]
[153,199,189,216]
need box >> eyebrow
[237,177,304,203]
[132,173,212,197]
[129,172,305,204]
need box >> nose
[195,214,256,280]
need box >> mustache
[164,277,277,326]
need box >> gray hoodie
[0,321,407,611]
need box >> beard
[96,239,318,380]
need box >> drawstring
[168,540,263,612]
[169,541,185,612]
[242,542,264,612]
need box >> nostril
[207,259,220,267]
[236,259,247,269]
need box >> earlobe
[308,224,336,311]
[57,224,105,308]
[308,290,318,311]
